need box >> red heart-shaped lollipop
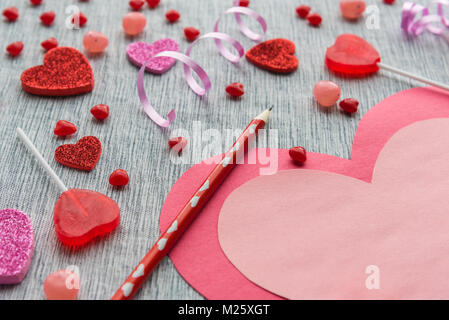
[55,136,101,171]
[21,47,94,96]
[54,189,120,246]
[245,39,298,73]
[325,34,381,75]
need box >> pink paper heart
[126,39,179,74]
[159,87,449,300]
[0,209,34,284]
[219,118,449,299]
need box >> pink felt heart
[159,87,449,300]
[218,118,449,299]
[325,34,381,75]
[126,39,179,74]
[0,209,34,284]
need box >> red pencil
[111,108,272,300]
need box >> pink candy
[0,209,34,284]
[340,0,366,20]
[44,269,80,300]
[313,80,341,107]
[122,12,146,36]
[83,31,109,53]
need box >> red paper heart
[55,136,101,171]
[325,34,381,75]
[21,47,94,96]
[245,39,298,73]
[54,189,120,246]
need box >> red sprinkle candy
[54,120,77,136]
[383,0,395,4]
[339,98,359,113]
[289,146,307,164]
[226,82,245,97]
[165,9,180,23]
[30,0,43,5]
[296,5,311,19]
[40,11,55,26]
[129,0,145,10]
[169,137,188,154]
[90,104,109,120]
[6,42,24,57]
[109,169,129,187]
[238,0,250,7]
[41,37,58,51]
[3,7,19,22]
[307,12,322,27]
[147,0,160,8]
[184,27,200,41]
[72,12,87,27]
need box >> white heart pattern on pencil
[222,157,231,168]
[199,180,210,192]
[132,264,145,278]
[157,238,167,251]
[122,282,134,297]
[167,220,178,233]
[190,196,200,207]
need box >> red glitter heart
[245,39,298,73]
[21,47,94,96]
[55,136,101,171]
[54,189,120,246]
[325,34,381,75]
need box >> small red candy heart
[54,120,77,136]
[169,137,187,154]
[184,27,200,41]
[339,98,359,113]
[109,169,129,187]
[226,82,244,97]
[41,37,58,51]
[90,104,109,120]
[325,34,381,76]
[72,12,87,27]
[245,39,298,73]
[6,41,24,57]
[40,11,55,26]
[129,0,145,10]
[21,47,94,96]
[289,146,307,164]
[146,0,160,9]
[54,189,120,246]
[55,136,101,171]
[165,9,180,23]
[3,7,19,22]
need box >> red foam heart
[21,47,94,96]
[245,39,298,73]
[55,136,101,171]
[54,189,120,246]
[325,34,381,75]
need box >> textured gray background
[0,0,448,300]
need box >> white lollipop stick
[17,128,68,193]
[378,62,449,92]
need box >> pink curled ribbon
[137,5,267,127]
[401,1,449,36]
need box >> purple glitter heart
[126,39,179,74]
[0,209,34,284]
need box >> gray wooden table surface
[1,0,448,300]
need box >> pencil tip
[269,106,273,111]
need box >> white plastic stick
[378,62,449,92]
[17,128,68,193]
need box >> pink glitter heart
[126,39,179,74]
[0,209,34,284]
